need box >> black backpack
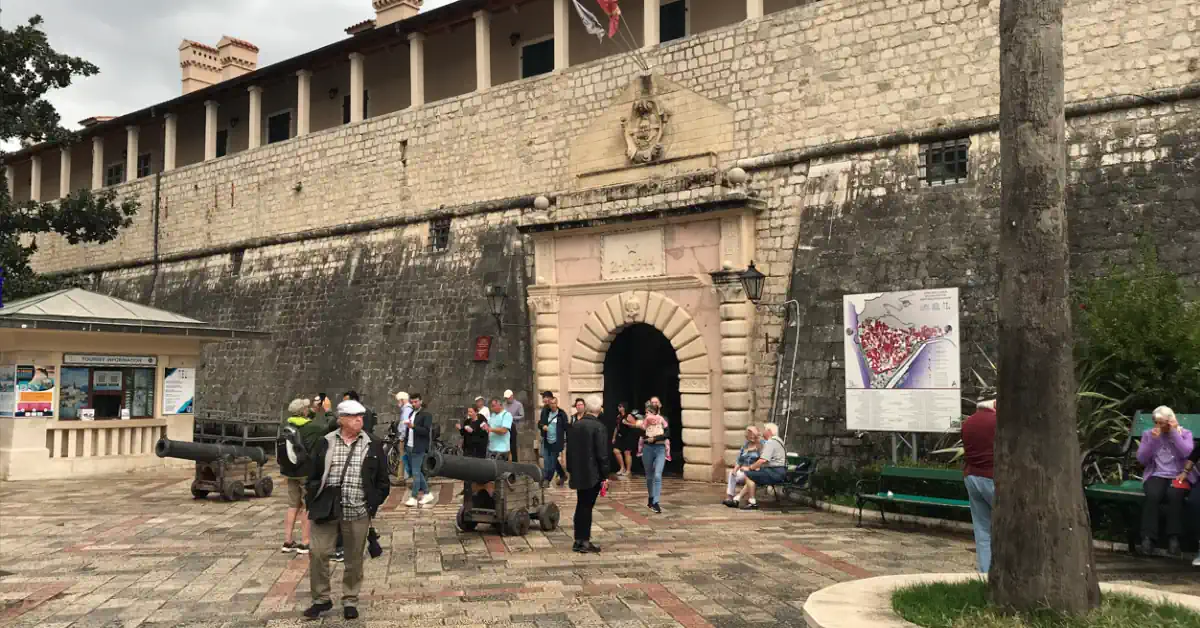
[277,424,310,477]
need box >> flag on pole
[572,0,607,40]
[596,0,622,38]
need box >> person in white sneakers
[404,394,436,507]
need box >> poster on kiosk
[0,365,16,417]
[14,364,56,417]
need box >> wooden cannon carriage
[423,451,559,536]
[155,438,273,501]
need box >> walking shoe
[303,601,332,618]
[722,499,737,508]
[419,493,436,506]
[572,541,602,553]
[344,606,359,620]
[740,500,759,510]
[405,497,418,507]
[1193,552,1200,567]
[295,543,310,555]
[1168,536,1181,557]
[333,549,345,563]
[281,541,298,553]
[650,503,662,514]
[1140,537,1155,555]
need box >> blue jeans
[409,452,428,497]
[542,444,565,482]
[642,443,666,505]
[402,446,412,480]
[964,475,995,573]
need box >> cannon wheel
[190,480,209,499]
[221,478,243,501]
[537,503,560,532]
[254,476,274,498]
[456,505,477,532]
[504,510,530,537]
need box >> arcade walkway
[0,469,1194,626]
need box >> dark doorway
[603,323,683,476]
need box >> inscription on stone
[601,228,665,280]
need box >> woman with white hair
[723,426,762,507]
[1136,405,1194,556]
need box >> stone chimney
[179,40,221,94]
[217,36,260,81]
[373,0,422,27]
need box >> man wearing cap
[503,390,524,462]
[303,400,390,621]
[474,396,491,420]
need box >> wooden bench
[855,466,969,526]
[1083,411,1199,552]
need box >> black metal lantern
[739,261,767,304]
[486,284,507,326]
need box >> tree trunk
[990,0,1101,614]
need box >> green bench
[855,466,969,526]
[1083,411,1199,552]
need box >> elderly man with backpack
[278,398,328,554]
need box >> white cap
[503,389,514,399]
[474,396,485,402]
[337,400,367,416]
[395,391,409,403]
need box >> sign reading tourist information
[843,288,961,432]
[473,336,492,362]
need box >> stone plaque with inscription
[601,228,666,280]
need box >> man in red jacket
[961,390,997,574]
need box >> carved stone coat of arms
[622,98,669,164]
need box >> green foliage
[893,580,1200,628]
[1,15,138,302]
[1075,245,1200,414]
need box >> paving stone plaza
[0,469,1194,627]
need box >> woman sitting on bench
[1137,405,1194,557]
[730,423,787,510]
[723,426,762,508]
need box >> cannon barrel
[154,438,266,465]
[423,451,541,484]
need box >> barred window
[919,138,970,187]
[430,218,451,252]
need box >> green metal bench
[1083,411,1199,552]
[855,466,969,526]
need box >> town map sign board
[843,288,961,433]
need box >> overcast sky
[2,0,457,131]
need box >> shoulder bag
[309,439,359,524]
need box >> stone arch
[567,290,714,479]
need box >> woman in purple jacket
[1136,405,1194,556]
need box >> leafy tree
[1,15,138,302]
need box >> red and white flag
[596,0,622,38]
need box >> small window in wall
[267,111,292,144]
[342,91,370,124]
[216,129,229,158]
[661,0,688,43]
[430,217,451,252]
[136,153,152,178]
[58,366,156,420]
[520,37,554,79]
[104,162,125,187]
[919,138,970,187]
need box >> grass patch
[892,580,1200,628]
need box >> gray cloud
[2,0,457,131]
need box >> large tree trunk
[990,0,1101,614]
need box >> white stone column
[125,125,139,181]
[296,70,312,136]
[91,136,104,190]
[163,113,178,171]
[643,0,660,48]
[247,86,262,149]
[747,0,764,19]
[349,53,365,123]
[552,0,570,71]
[4,165,13,199]
[408,33,425,108]
[59,147,72,198]
[203,100,219,161]
[719,297,754,465]
[29,154,42,201]
[473,10,492,90]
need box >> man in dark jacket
[566,394,608,554]
[405,393,435,507]
[538,396,569,487]
[303,400,389,621]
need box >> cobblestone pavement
[1,468,1195,627]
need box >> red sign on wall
[473,336,493,361]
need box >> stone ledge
[802,573,1200,628]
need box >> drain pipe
[772,299,800,442]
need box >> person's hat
[976,385,997,403]
[337,400,367,416]
[541,390,553,398]
[474,396,485,402]
[503,389,514,398]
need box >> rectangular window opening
[919,138,970,187]
[342,91,370,124]
[266,111,292,144]
[104,163,124,187]
[136,153,152,178]
[520,37,554,79]
[216,129,229,158]
[430,217,451,252]
[661,0,688,43]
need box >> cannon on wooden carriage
[422,451,559,536]
[155,438,273,501]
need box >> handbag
[309,439,359,524]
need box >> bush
[1076,245,1200,415]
